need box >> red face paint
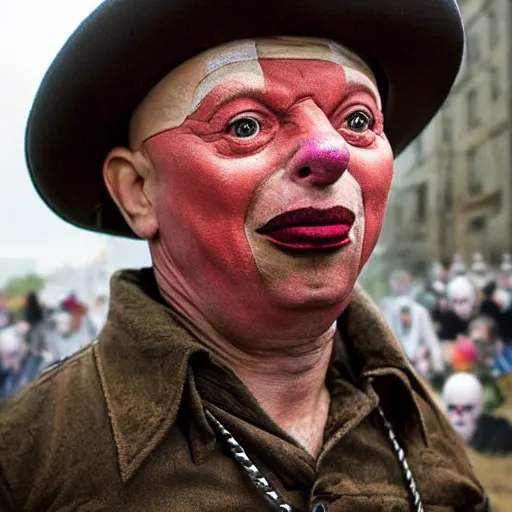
[144,59,393,339]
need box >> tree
[3,273,45,299]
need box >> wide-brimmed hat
[25,0,464,238]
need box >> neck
[229,329,334,458]
[153,261,336,457]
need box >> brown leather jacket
[0,270,488,511]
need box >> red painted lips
[256,206,355,250]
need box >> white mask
[447,276,476,321]
[442,372,484,443]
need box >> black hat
[25,0,464,238]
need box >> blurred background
[1,0,512,509]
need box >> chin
[269,279,355,312]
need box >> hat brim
[25,0,464,238]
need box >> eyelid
[344,107,374,121]
[227,111,263,127]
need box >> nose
[287,137,350,187]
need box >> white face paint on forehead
[130,36,379,148]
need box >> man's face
[132,38,393,335]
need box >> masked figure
[439,276,477,342]
[0,1,487,510]
[442,372,512,456]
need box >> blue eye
[346,111,373,133]
[230,117,261,138]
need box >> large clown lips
[256,206,355,250]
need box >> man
[0,0,487,510]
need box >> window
[467,216,486,233]
[488,8,499,49]
[416,183,428,223]
[467,89,479,128]
[490,67,501,100]
[467,148,483,196]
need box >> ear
[102,148,158,239]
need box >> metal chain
[206,407,424,512]
[377,406,424,512]
[205,410,292,511]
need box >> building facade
[372,0,512,280]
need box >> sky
[1,0,149,274]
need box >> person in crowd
[0,324,46,402]
[22,291,49,356]
[493,287,512,344]
[438,276,477,342]
[386,299,445,380]
[442,372,512,456]
[384,269,445,382]
[416,261,448,315]
[479,281,502,329]
[431,292,451,337]
[0,1,487,510]
[468,315,507,410]
[46,295,97,362]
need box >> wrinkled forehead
[130,37,379,148]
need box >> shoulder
[0,341,112,509]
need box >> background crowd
[380,251,512,457]
[0,290,108,403]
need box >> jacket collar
[96,269,425,482]
[95,269,215,481]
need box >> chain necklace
[205,407,424,512]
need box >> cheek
[349,141,393,267]
[144,131,277,252]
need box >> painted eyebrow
[192,82,265,116]
[344,71,382,110]
[193,71,382,119]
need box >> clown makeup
[442,373,484,444]
[447,276,476,321]
[126,37,393,341]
